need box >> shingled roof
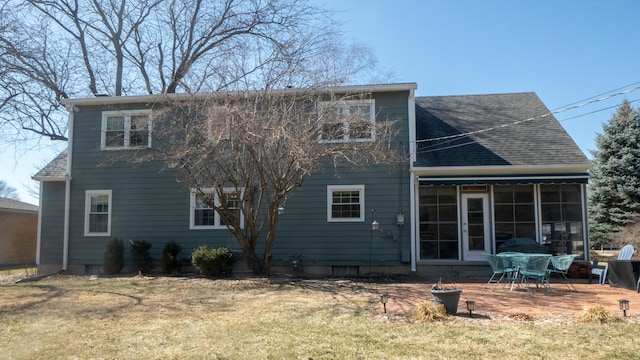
[414,92,591,168]
[32,149,68,180]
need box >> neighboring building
[34,84,591,276]
[0,197,38,266]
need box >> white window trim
[101,109,152,150]
[84,190,112,236]
[318,99,376,143]
[327,185,365,222]
[190,188,245,229]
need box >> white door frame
[461,193,491,261]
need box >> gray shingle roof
[0,197,38,212]
[33,149,68,180]
[414,92,591,167]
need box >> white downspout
[62,105,75,271]
[36,181,43,267]
[407,88,417,272]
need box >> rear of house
[34,85,591,277]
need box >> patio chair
[486,254,515,290]
[516,255,551,294]
[548,254,578,291]
[590,244,634,285]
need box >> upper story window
[101,110,152,149]
[190,188,244,229]
[327,185,365,222]
[84,190,112,236]
[318,99,375,143]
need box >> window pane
[89,214,108,232]
[439,205,457,222]
[331,190,361,219]
[514,204,534,221]
[321,122,344,140]
[91,195,109,212]
[349,120,372,139]
[106,131,125,147]
[106,116,124,130]
[130,115,149,147]
[195,209,215,226]
[494,204,514,221]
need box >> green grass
[1,276,639,359]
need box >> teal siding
[59,90,412,270]
[39,181,66,268]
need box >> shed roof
[0,197,38,213]
[32,149,68,181]
[414,92,591,168]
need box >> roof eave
[411,163,593,177]
[61,83,418,107]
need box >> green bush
[162,241,182,274]
[103,237,124,274]
[129,239,154,274]
[191,246,234,278]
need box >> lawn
[1,274,639,359]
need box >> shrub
[162,241,182,274]
[103,237,124,274]
[129,239,154,274]
[408,302,448,322]
[191,246,234,278]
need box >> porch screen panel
[493,185,535,250]
[540,184,584,257]
[419,186,458,260]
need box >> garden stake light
[380,293,388,314]
[619,299,629,317]
[466,300,475,317]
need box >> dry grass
[1,274,640,359]
[409,301,448,322]
[578,305,623,324]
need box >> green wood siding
[56,90,412,270]
[39,182,65,267]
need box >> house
[0,197,38,266]
[33,84,591,276]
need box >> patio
[380,277,640,323]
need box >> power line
[416,84,640,144]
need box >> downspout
[36,181,43,267]
[62,105,75,271]
[407,88,417,272]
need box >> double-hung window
[190,188,244,229]
[327,185,365,222]
[318,99,375,143]
[84,190,112,236]
[102,110,152,149]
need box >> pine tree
[588,100,640,247]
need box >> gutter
[62,105,75,272]
[407,87,417,273]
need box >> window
[540,184,584,256]
[493,185,536,249]
[419,186,459,260]
[318,99,375,143]
[327,185,365,222]
[101,110,151,149]
[190,188,244,229]
[84,190,112,236]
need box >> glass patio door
[462,194,490,261]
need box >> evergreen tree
[589,100,640,247]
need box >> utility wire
[416,84,640,144]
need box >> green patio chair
[486,254,515,290]
[548,254,578,291]
[516,255,551,294]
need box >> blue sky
[2,0,639,204]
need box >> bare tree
[0,180,20,200]
[146,90,403,274]
[0,0,376,142]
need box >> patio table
[497,253,552,291]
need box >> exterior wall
[61,90,413,274]
[38,181,66,273]
[0,210,37,265]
